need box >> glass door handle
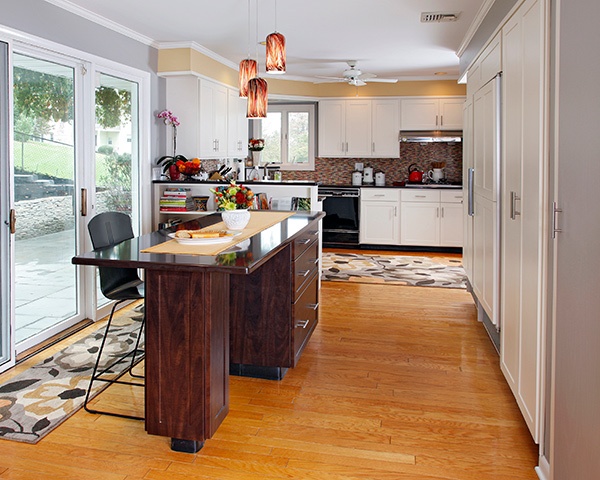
[81,188,88,216]
[9,209,16,234]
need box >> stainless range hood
[399,130,462,143]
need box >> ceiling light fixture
[239,0,257,97]
[247,0,268,118]
[265,0,286,74]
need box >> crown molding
[43,0,158,48]
[157,41,238,71]
[457,0,497,58]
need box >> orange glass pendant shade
[265,32,286,74]
[247,77,268,118]
[238,58,257,97]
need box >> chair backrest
[88,212,135,250]
[87,212,142,300]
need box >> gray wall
[1,0,166,164]
[459,0,519,76]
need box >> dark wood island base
[72,211,324,452]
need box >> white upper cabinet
[227,89,248,157]
[199,79,228,158]
[400,97,464,130]
[318,99,371,157]
[371,99,400,157]
[318,98,399,158]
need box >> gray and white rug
[0,310,144,444]
[321,252,467,289]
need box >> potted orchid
[156,109,187,180]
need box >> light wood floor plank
[0,253,538,479]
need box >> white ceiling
[46,0,486,82]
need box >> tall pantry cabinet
[463,0,547,444]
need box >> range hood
[399,130,462,143]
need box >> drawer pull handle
[415,195,426,198]
[298,238,311,245]
[312,258,319,265]
[307,302,319,310]
[298,270,311,277]
[295,319,310,328]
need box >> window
[255,103,315,170]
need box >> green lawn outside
[13,140,109,181]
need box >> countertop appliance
[408,164,424,183]
[363,167,374,184]
[375,171,385,186]
[318,186,360,246]
[352,171,362,186]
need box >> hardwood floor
[0,264,539,479]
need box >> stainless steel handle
[436,114,439,126]
[372,142,375,153]
[440,115,443,126]
[510,191,521,220]
[298,270,311,277]
[468,168,475,216]
[373,194,385,197]
[307,303,319,310]
[9,209,16,234]
[441,207,445,218]
[437,207,440,218]
[81,188,88,216]
[394,206,397,217]
[553,202,563,239]
[415,195,427,198]
[295,319,309,328]
[298,238,312,245]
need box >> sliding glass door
[11,51,83,351]
[0,41,11,370]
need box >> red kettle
[408,164,424,183]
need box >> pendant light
[265,0,286,74]
[247,0,268,118]
[247,77,268,118]
[239,0,257,97]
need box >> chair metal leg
[84,300,145,421]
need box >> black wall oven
[318,186,360,246]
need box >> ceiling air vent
[421,12,460,23]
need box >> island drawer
[294,239,319,300]
[361,188,399,202]
[293,272,319,364]
[293,228,319,261]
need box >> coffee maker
[363,167,374,184]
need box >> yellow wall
[158,48,466,97]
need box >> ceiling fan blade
[358,72,376,80]
[313,77,347,84]
[364,78,399,83]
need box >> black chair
[84,212,145,420]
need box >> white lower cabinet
[360,188,463,247]
[359,189,400,245]
[400,189,463,247]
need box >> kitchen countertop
[318,183,463,189]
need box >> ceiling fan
[314,61,398,86]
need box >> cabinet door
[213,83,228,155]
[439,99,464,130]
[400,98,439,130]
[345,100,371,157]
[462,99,474,280]
[473,79,499,201]
[472,193,497,325]
[227,89,248,157]
[440,202,463,247]
[199,80,216,157]
[372,99,400,157]
[400,202,439,246]
[360,201,399,245]
[318,100,345,156]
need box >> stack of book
[159,188,194,212]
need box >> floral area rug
[0,309,144,444]
[321,252,467,289]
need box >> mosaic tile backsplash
[281,142,463,186]
[194,142,462,186]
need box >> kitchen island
[72,210,324,453]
